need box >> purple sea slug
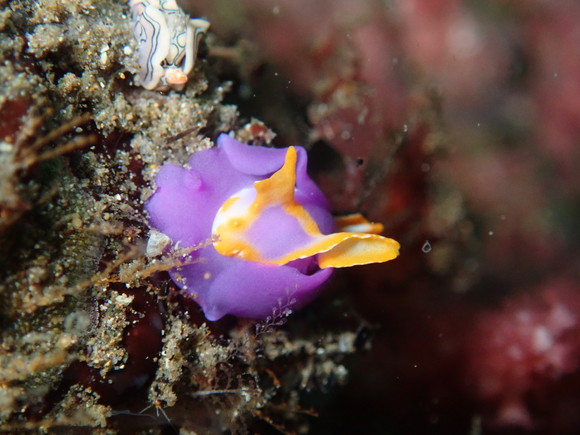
[146,134,399,320]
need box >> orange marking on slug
[213,147,400,268]
[335,213,384,234]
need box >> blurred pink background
[184,1,580,433]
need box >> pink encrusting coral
[465,280,580,428]
[525,3,580,191]
[394,0,509,105]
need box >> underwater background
[1,0,580,433]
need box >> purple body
[146,134,335,320]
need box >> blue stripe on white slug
[137,3,168,89]
[184,19,210,75]
[129,0,210,91]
